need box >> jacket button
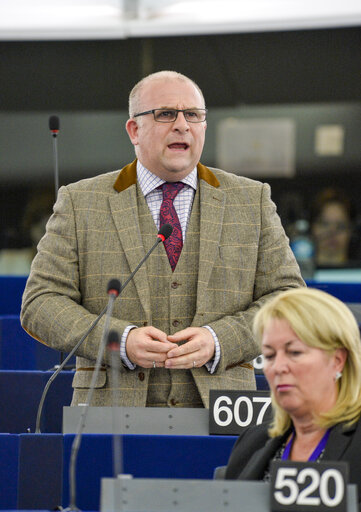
[143,322,148,326]
[170,398,178,406]
[138,372,145,381]
[171,282,179,289]
[172,320,180,327]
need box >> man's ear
[126,118,139,145]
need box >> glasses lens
[153,109,206,122]
[184,109,206,122]
[154,109,177,122]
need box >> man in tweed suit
[21,71,304,408]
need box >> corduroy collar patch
[113,159,220,192]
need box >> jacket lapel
[195,163,225,313]
[110,160,151,317]
[323,422,356,461]
[239,433,287,480]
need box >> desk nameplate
[100,478,359,512]
[63,406,209,435]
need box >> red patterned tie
[159,182,184,271]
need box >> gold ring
[193,361,196,368]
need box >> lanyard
[282,428,331,461]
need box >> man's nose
[172,111,190,130]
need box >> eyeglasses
[133,108,207,123]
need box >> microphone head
[158,223,173,241]
[49,115,60,133]
[107,330,120,350]
[107,278,121,297]
[49,115,60,131]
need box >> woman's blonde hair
[253,287,361,437]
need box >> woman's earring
[335,371,342,381]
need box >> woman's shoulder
[224,423,272,479]
[233,423,271,449]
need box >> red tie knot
[162,182,184,201]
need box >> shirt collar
[137,160,197,197]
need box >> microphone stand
[52,129,59,201]
[35,306,106,433]
[108,330,130,512]
[64,284,120,512]
[48,115,65,366]
[49,114,60,201]
[107,331,123,479]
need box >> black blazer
[225,418,361,507]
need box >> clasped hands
[126,325,215,369]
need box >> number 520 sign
[209,390,272,435]
[270,460,349,512]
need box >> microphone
[65,281,121,512]
[49,114,60,135]
[48,115,63,366]
[34,224,173,433]
[48,115,60,200]
[158,222,172,242]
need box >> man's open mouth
[168,143,189,150]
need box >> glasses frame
[133,108,207,123]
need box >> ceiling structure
[0,2,359,192]
[0,26,360,112]
[1,0,360,40]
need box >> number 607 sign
[209,390,272,435]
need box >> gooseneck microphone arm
[35,304,106,433]
[65,280,121,512]
[34,223,173,434]
[121,222,172,291]
[48,115,63,366]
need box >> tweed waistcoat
[136,183,203,407]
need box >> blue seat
[0,314,63,370]
[0,275,27,315]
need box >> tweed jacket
[21,160,304,407]
[224,419,361,508]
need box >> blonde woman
[225,287,361,504]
